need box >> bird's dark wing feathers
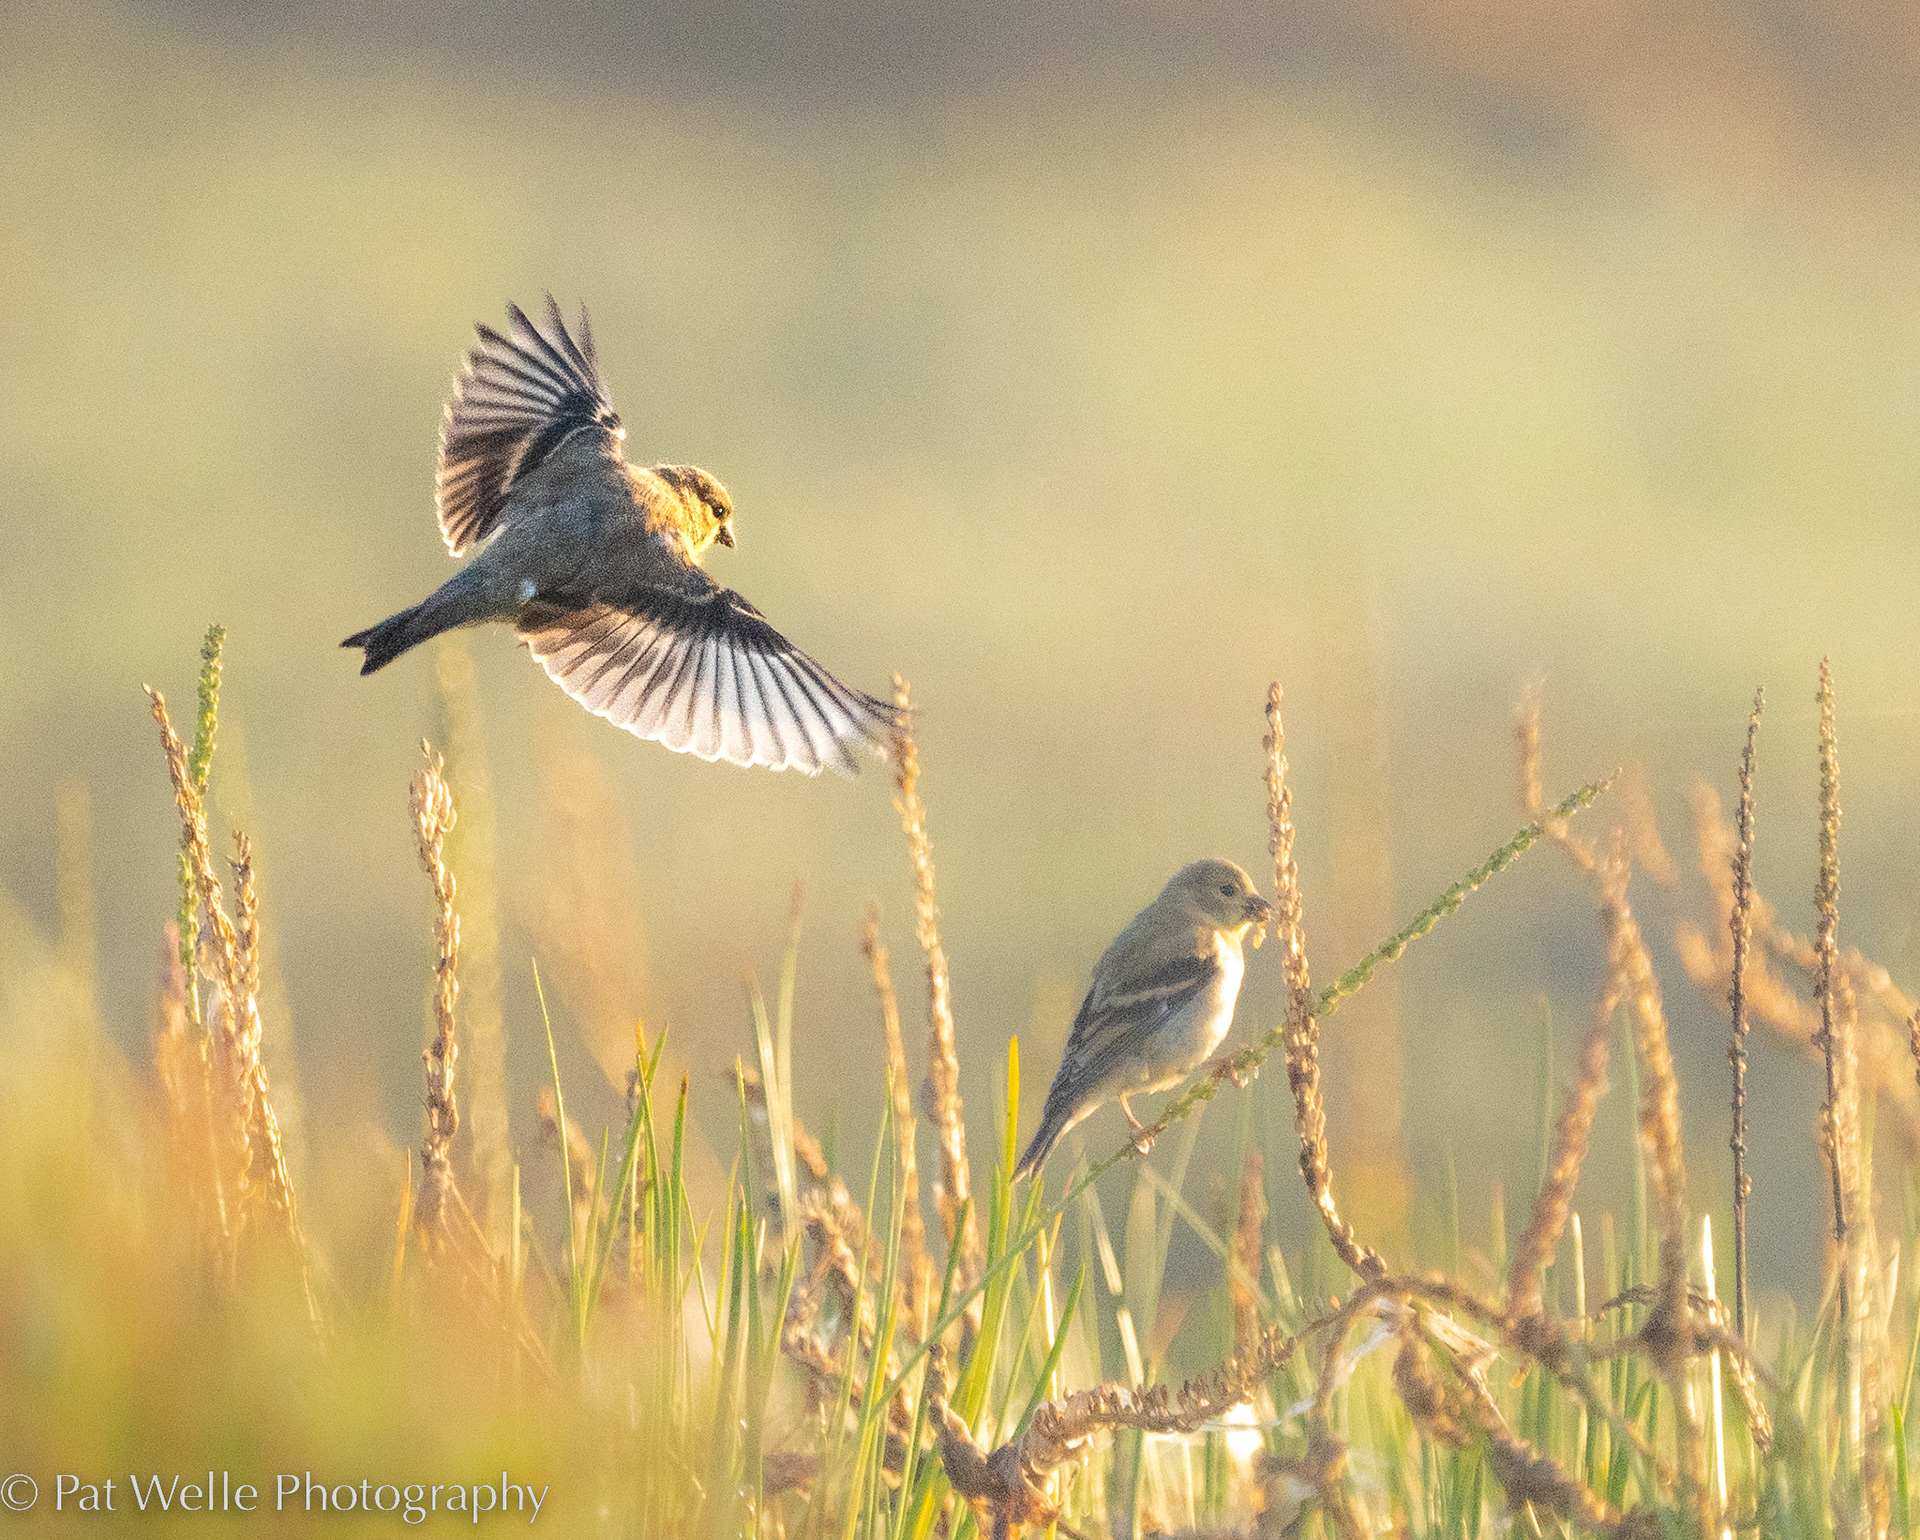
[1055,951,1219,1094]
[517,573,896,776]
[436,296,623,555]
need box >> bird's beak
[716,525,736,548]
[1245,893,1274,927]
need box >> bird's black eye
[1219,882,1236,897]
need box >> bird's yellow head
[1163,859,1273,938]
[656,464,737,553]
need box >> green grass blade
[1014,1260,1085,1437]
[532,961,585,1347]
[748,974,798,1238]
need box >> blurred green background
[4,0,1920,1307]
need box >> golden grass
[145,668,315,1331]
[10,632,1916,1537]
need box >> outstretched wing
[517,576,896,776]
[436,296,623,555]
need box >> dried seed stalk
[1729,689,1762,1338]
[152,920,228,1245]
[1267,684,1385,1282]
[229,835,303,1250]
[1679,782,1920,1157]
[148,684,313,1325]
[1525,693,1702,1523]
[926,1320,1321,1539]
[1454,1361,1646,1536]
[412,743,461,1237]
[1813,659,1876,1535]
[149,687,253,1197]
[1602,832,1704,1521]
[1509,916,1622,1322]
[891,675,979,1285]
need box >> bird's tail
[342,601,445,675]
[1012,1097,1076,1184]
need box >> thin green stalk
[1894,1402,1911,1539]
[901,1201,970,1540]
[532,961,586,1347]
[748,975,798,1235]
[1012,1262,1086,1438]
[587,1076,650,1327]
[845,1099,902,1540]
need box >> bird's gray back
[487,432,670,594]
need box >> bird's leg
[1120,1095,1155,1156]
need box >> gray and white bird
[344,298,895,775]
[1014,859,1272,1181]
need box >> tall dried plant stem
[1521,692,1702,1526]
[147,684,316,1329]
[1508,922,1622,1324]
[890,675,979,1285]
[1728,690,1762,1339]
[150,686,250,1207]
[1814,660,1874,1536]
[864,905,929,1325]
[412,743,462,1238]
[1267,683,1386,1283]
[177,625,224,1025]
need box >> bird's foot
[1211,1053,1256,1089]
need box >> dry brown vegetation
[2,627,1911,1538]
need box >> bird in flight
[1014,859,1272,1181]
[344,297,896,775]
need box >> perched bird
[343,297,895,775]
[1014,859,1272,1181]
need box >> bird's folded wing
[517,579,896,776]
[1063,950,1219,1081]
[437,297,623,555]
